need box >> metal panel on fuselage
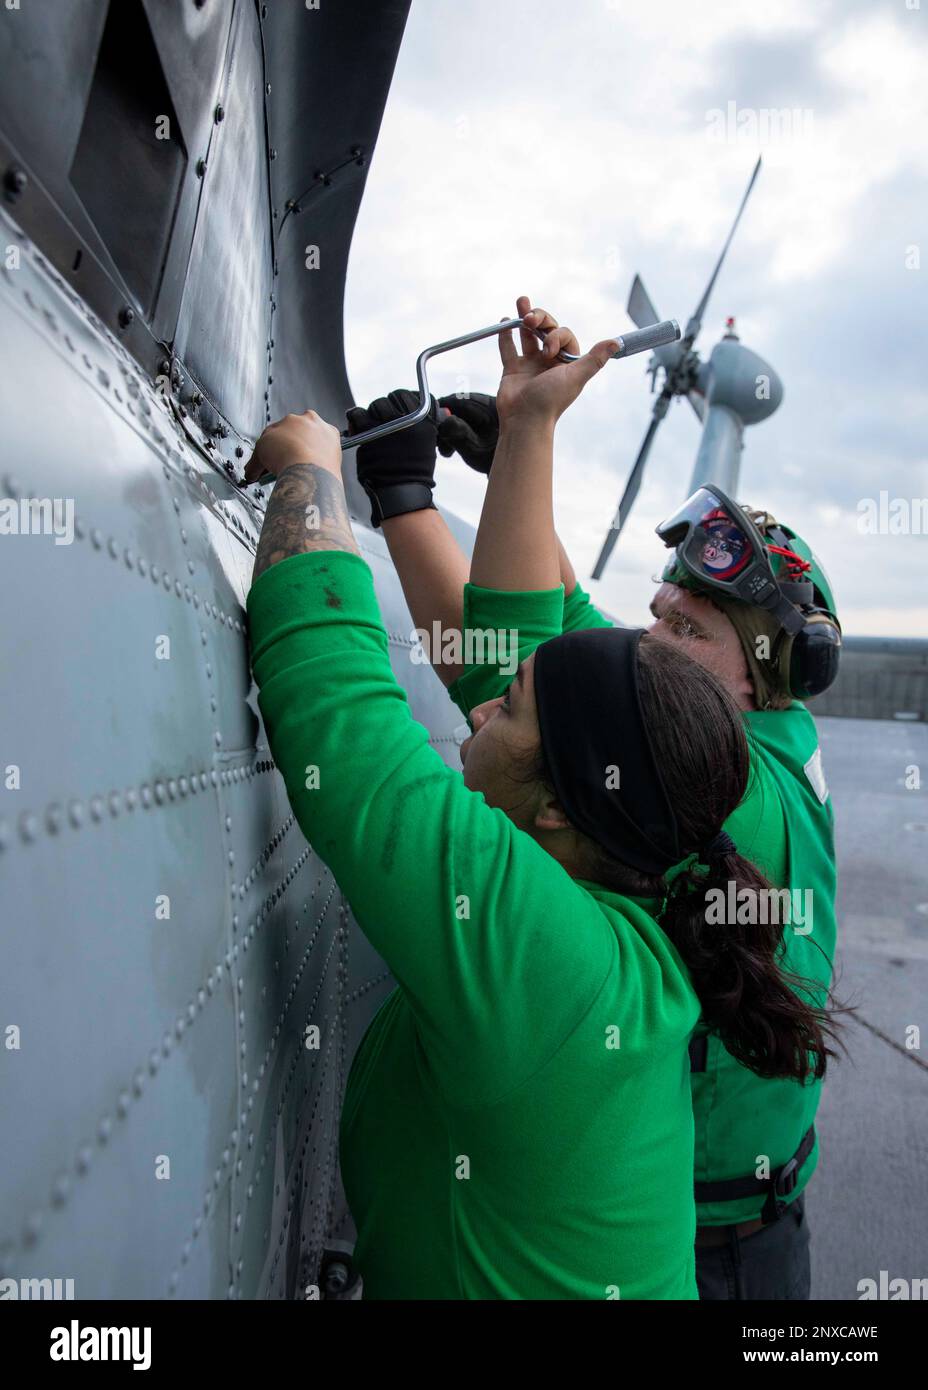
[0,209,469,1299]
[0,0,471,1302]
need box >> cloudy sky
[344,0,927,637]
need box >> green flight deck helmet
[657,488,841,709]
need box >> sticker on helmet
[690,508,752,580]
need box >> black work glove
[437,392,499,474]
[346,389,440,528]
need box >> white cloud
[344,0,928,636]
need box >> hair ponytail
[659,847,837,1081]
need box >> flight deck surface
[809,715,928,1299]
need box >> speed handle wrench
[251,315,680,483]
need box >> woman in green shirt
[244,322,833,1299]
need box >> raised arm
[468,296,617,593]
[344,391,470,686]
[437,387,585,601]
[436,301,618,715]
[380,509,470,684]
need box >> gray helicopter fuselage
[0,0,460,1303]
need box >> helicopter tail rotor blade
[591,406,667,579]
[591,523,623,583]
[627,274,661,329]
[596,161,763,579]
[683,155,762,346]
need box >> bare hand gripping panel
[0,0,467,1300]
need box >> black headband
[532,627,682,876]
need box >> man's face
[648,582,755,710]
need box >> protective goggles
[655,486,810,635]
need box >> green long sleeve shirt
[449,579,838,1226]
[248,550,701,1298]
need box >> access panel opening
[70,0,187,319]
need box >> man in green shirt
[348,299,842,1300]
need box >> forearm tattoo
[253,464,360,580]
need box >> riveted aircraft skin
[0,0,471,1301]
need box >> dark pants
[695,1195,811,1300]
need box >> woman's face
[459,652,547,831]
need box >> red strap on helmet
[766,543,811,576]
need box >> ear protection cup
[759,523,843,700]
[788,610,842,700]
[769,608,842,700]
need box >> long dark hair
[523,634,840,1083]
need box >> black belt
[694,1125,817,1225]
